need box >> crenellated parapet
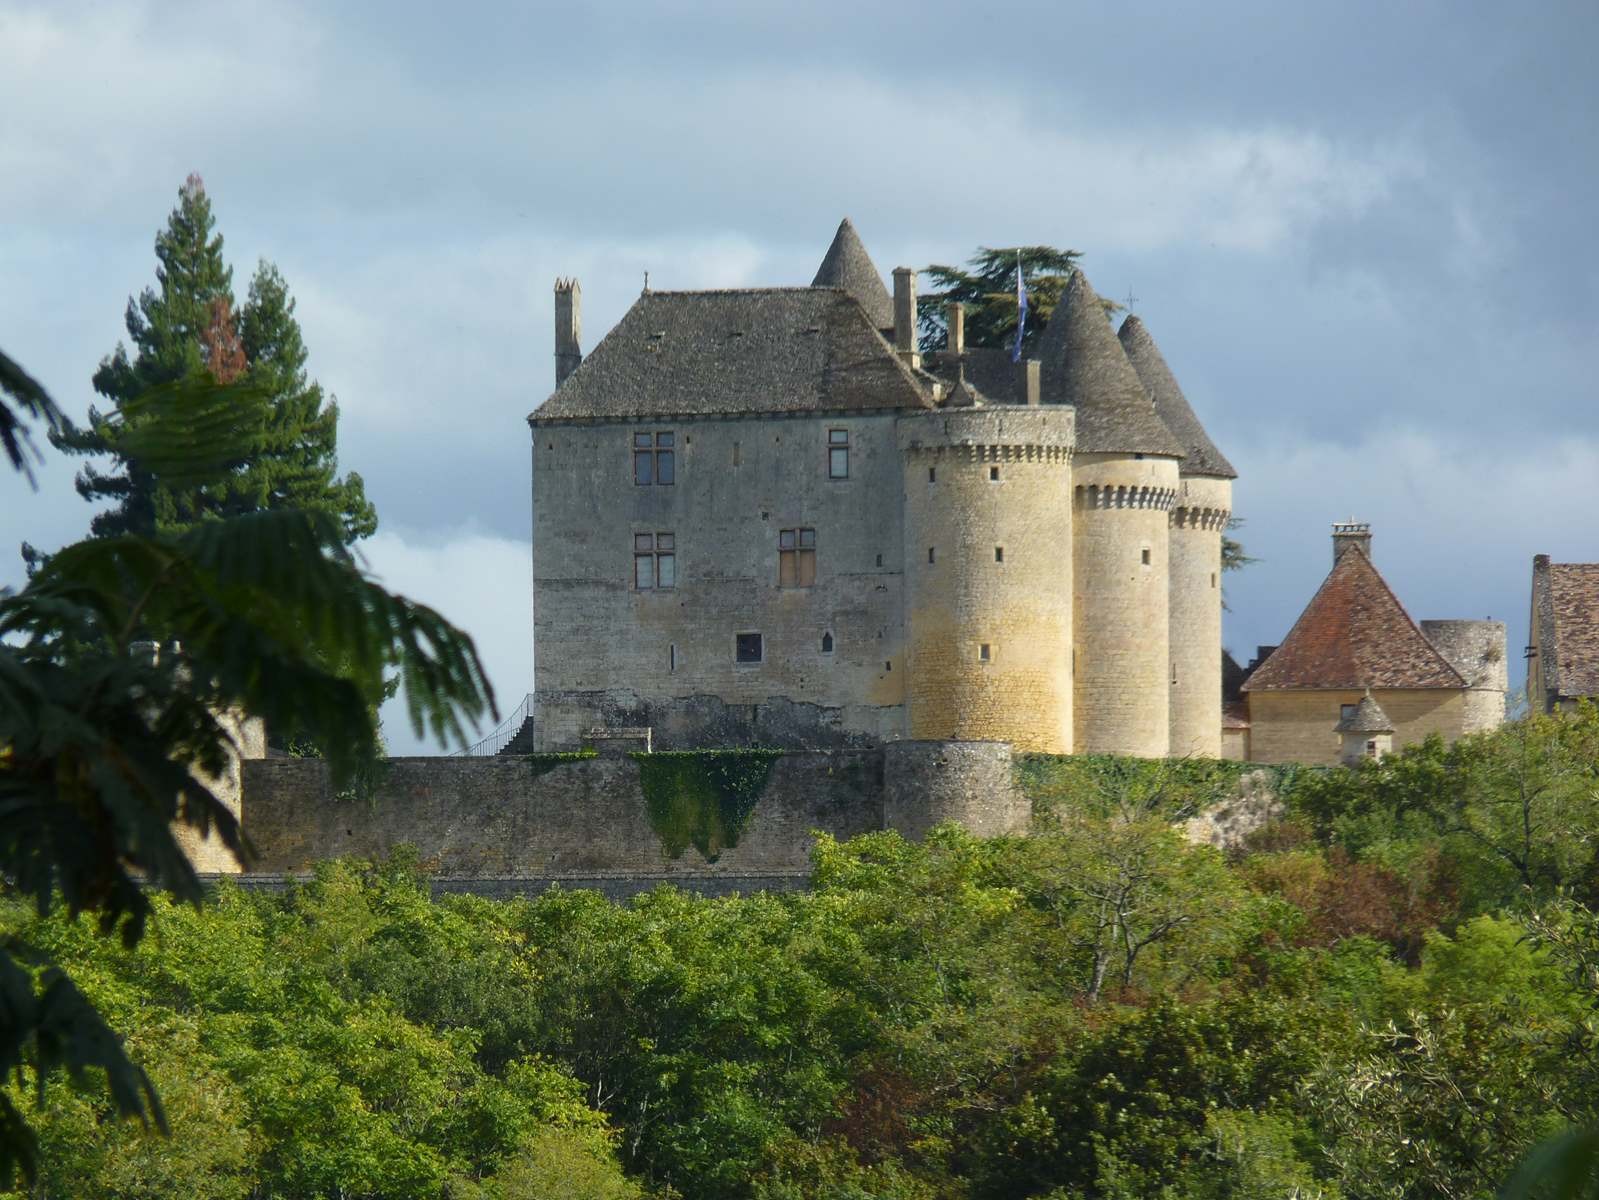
[907,442,1072,465]
[1075,482,1179,511]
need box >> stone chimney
[892,267,919,370]
[1332,521,1372,564]
[946,301,964,356]
[555,278,582,387]
[1017,358,1040,406]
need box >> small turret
[1336,690,1393,765]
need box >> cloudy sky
[4,0,1594,752]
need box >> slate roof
[531,287,932,421]
[924,347,1028,405]
[1534,560,1599,700]
[1336,691,1394,733]
[1117,315,1236,478]
[1037,271,1184,457]
[1242,546,1466,691]
[943,369,992,408]
[811,218,895,331]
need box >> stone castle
[527,219,1235,758]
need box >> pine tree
[239,262,376,542]
[51,174,374,545]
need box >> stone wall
[238,741,1015,885]
[1246,688,1466,766]
[898,409,1076,752]
[531,412,908,751]
[1071,452,1179,756]
[1420,619,1508,733]
[1167,476,1230,758]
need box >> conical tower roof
[1336,690,1394,733]
[1118,315,1236,478]
[811,218,895,331]
[1037,270,1184,457]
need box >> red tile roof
[1242,546,1465,691]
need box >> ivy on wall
[631,750,785,862]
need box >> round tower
[1071,454,1180,755]
[1119,315,1238,759]
[1038,272,1186,758]
[898,407,1075,753]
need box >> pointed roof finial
[811,218,894,330]
[1118,314,1236,478]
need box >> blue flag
[1011,255,1028,363]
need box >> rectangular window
[995,546,1004,563]
[989,465,1000,481]
[633,532,675,589]
[779,528,816,587]
[633,430,674,485]
[1340,703,1358,721]
[928,546,936,564]
[828,429,849,479]
[1141,547,1152,566]
[736,632,763,664]
[928,466,936,483]
[979,643,992,662]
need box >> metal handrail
[452,693,534,756]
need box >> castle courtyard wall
[1246,689,1467,766]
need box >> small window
[1366,740,1378,755]
[828,429,849,479]
[733,441,741,467]
[884,660,892,671]
[928,466,936,483]
[633,430,675,485]
[1141,547,1151,566]
[1211,572,1218,588]
[1171,663,1178,684]
[821,631,834,654]
[995,546,1004,563]
[779,528,817,587]
[927,547,936,564]
[979,643,991,662]
[633,532,675,589]
[669,643,677,673]
[736,633,763,664]
[989,465,1000,482]
[1340,703,1358,721]
[875,553,883,568]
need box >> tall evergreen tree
[918,245,1109,356]
[51,174,374,545]
[239,261,376,542]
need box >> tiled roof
[531,288,932,421]
[1222,699,1251,730]
[1036,271,1184,457]
[1243,546,1466,691]
[1335,692,1393,733]
[1117,315,1236,478]
[810,218,895,331]
[1536,560,1599,699]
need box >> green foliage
[1017,751,1309,825]
[917,245,1098,356]
[0,353,494,1184]
[632,750,784,860]
[50,174,374,544]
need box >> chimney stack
[1332,521,1372,564]
[892,267,919,370]
[1018,358,1040,406]
[946,301,964,356]
[554,278,582,387]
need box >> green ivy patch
[631,749,785,862]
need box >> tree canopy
[49,174,375,543]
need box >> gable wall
[532,412,907,749]
[1246,688,1466,765]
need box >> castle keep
[528,220,1236,757]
